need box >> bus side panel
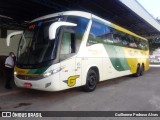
[80,44,104,85]
[75,57,83,86]
[81,57,103,86]
[123,47,149,74]
[59,57,81,90]
[144,51,150,71]
[102,44,132,80]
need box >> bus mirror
[6,31,23,46]
[49,21,77,40]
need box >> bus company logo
[63,75,80,87]
[2,112,11,117]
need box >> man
[5,52,15,89]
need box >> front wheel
[83,69,98,92]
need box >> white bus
[7,11,149,91]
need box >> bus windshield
[17,16,90,68]
[17,19,60,67]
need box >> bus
[7,11,149,92]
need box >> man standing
[5,52,15,89]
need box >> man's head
[9,52,15,57]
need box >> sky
[137,0,160,19]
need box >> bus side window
[112,30,122,45]
[103,33,114,44]
[128,36,137,48]
[121,36,129,46]
[140,40,149,50]
[66,16,89,52]
[87,20,113,46]
[88,32,97,45]
[113,34,120,42]
[134,38,142,49]
[60,32,76,55]
[61,32,71,54]
[87,21,99,45]
[60,31,76,61]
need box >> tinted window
[60,16,89,61]
[87,20,113,45]
[87,20,148,51]
[67,16,89,42]
[17,20,58,66]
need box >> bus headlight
[14,71,17,75]
[42,66,64,78]
[43,71,52,77]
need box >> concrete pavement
[1,67,160,120]
[0,76,21,96]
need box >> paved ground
[0,67,160,120]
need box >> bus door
[59,31,79,89]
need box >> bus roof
[31,11,92,23]
[31,11,147,41]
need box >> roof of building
[0,0,160,37]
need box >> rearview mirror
[49,21,77,40]
[6,31,23,46]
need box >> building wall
[0,30,22,77]
[0,30,22,56]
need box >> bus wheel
[140,64,144,76]
[134,64,141,77]
[83,69,97,92]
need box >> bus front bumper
[14,75,61,91]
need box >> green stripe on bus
[28,66,49,74]
[103,44,130,71]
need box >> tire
[83,69,98,92]
[134,64,141,77]
[140,65,144,76]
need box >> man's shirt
[5,56,14,68]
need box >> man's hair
[9,52,14,56]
